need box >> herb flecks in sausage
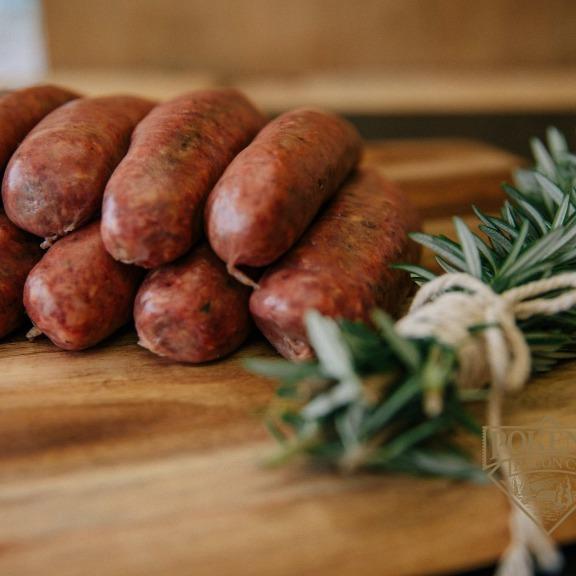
[2,95,155,241]
[101,89,265,268]
[205,107,362,282]
[135,244,251,363]
[0,84,78,175]
[250,168,421,361]
[24,221,144,350]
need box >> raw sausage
[250,168,421,361]
[205,108,362,285]
[251,169,420,361]
[101,89,265,268]
[135,244,252,363]
[0,213,43,338]
[2,95,155,244]
[24,221,144,350]
[0,84,78,176]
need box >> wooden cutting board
[1,140,574,576]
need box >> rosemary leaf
[453,217,482,278]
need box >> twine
[395,272,576,575]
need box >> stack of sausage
[0,84,420,363]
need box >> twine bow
[397,272,576,401]
[395,272,576,575]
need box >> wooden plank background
[42,0,576,75]
[42,68,576,115]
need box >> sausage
[0,213,43,338]
[101,89,266,268]
[24,221,144,350]
[205,108,362,285]
[135,244,252,363]
[2,95,155,244]
[0,84,78,176]
[249,168,421,361]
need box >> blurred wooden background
[20,1,576,153]
[43,0,576,75]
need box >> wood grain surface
[1,140,574,576]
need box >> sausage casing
[0,84,78,175]
[0,213,43,338]
[205,108,362,283]
[101,89,265,268]
[250,168,421,361]
[24,221,144,350]
[2,95,155,242]
[135,244,252,363]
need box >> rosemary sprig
[247,128,576,478]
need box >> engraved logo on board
[483,417,576,534]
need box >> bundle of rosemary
[248,128,576,478]
[248,128,576,573]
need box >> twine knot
[396,271,576,396]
